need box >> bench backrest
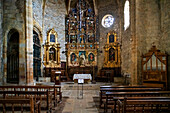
[0,97,36,113]
[100,87,162,92]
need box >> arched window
[33,31,41,81]
[124,0,130,30]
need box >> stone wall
[121,0,162,85]
[97,0,119,70]
[33,0,43,27]
[3,0,26,84]
[160,0,170,89]
[0,0,3,84]
[44,0,66,61]
[120,0,131,75]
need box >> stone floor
[53,82,119,113]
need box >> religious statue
[79,52,85,66]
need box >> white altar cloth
[73,74,92,80]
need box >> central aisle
[54,82,117,113]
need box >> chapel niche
[142,46,168,89]
[43,28,61,81]
[65,0,99,79]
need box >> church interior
[0,0,170,112]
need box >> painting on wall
[88,53,94,62]
[109,48,115,61]
[109,34,114,43]
[70,53,77,62]
[50,34,55,42]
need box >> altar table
[73,74,92,83]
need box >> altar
[73,74,92,83]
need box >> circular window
[102,14,114,28]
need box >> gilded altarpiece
[97,31,121,82]
[103,31,121,68]
[65,0,99,78]
[43,29,61,81]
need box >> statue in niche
[79,52,86,66]
[49,48,56,61]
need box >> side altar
[65,0,99,80]
[43,29,61,82]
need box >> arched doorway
[33,31,41,81]
[7,30,19,83]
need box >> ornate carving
[103,31,120,68]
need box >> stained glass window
[102,14,114,28]
[33,31,41,80]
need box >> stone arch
[3,28,26,84]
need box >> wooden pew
[0,85,62,105]
[0,90,52,112]
[100,85,148,89]
[112,96,170,113]
[117,97,170,113]
[100,87,162,108]
[0,97,40,113]
[100,85,155,107]
[105,91,170,113]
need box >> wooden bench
[117,97,170,113]
[105,91,170,113]
[112,96,170,113]
[100,87,162,108]
[100,85,153,107]
[0,97,40,113]
[100,85,148,89]
[0,90,52,112]
[0,85,62,105]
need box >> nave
[54,82,116,113]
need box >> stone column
[0,0,3,84]
[25,0,34,84]
[130,0,139,85]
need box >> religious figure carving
[79,53,85,66]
